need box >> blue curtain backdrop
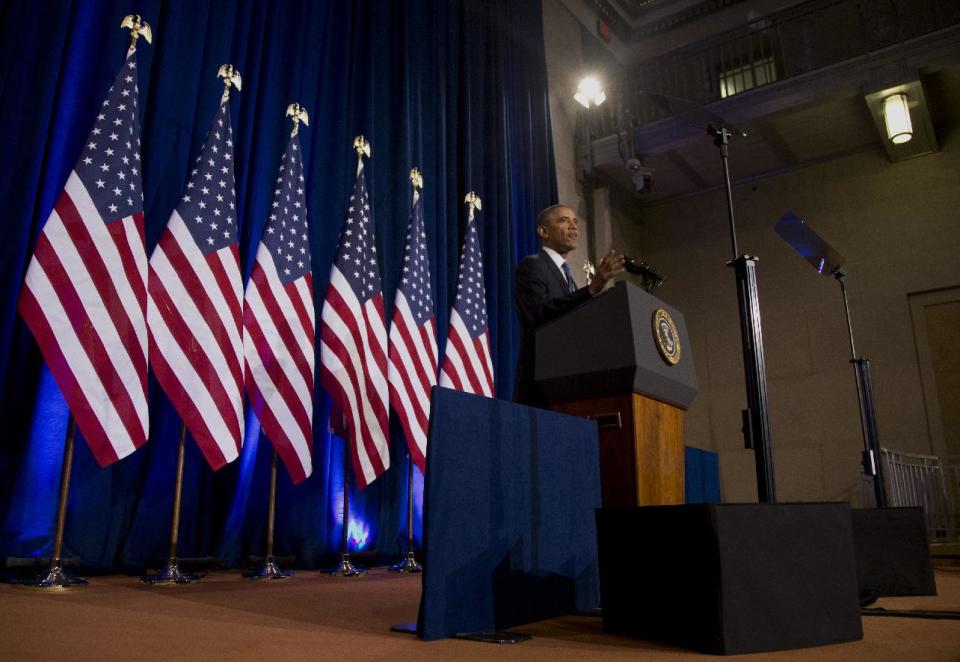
[0,0,556,572]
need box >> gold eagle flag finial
[217,65,242,105]
[353,135,371,159]
[353,135,371,175]
[410,167,423,206]
[464,191,482,222]
[286,103,309,137]
[410,167,423,192]
[120,14,152,52]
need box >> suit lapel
[539,249,570,296]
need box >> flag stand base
[327,437,363,577]
[141,558,196,585]
[388,551,422,574]
[21,418,87,590]
[325,553,366,577]
[244,556,292,580]
[388,459,423,574]
[20,561,88,590]
[143,426,196,586]
[452,630,532,644]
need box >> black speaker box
[596,503,863,655]
[851,507,936,597]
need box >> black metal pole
[731,257,777,503]
[837,271,858,359]
[710,124,777,503]
[716,130,740,259]
[835,270,887,507]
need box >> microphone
[623,256,665,293]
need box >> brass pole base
[387,551,423,573]
[244,556,292,580]
[141,558,196,585]
[20,562,88,589]
[324,553,366,576]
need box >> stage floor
[1,566,958,660]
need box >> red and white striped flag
[438,195,494,397]
[243,127,315,484]
[18,49,148,467]
[387,173,437,473]
[147,98,244,469]
[319,143,390,489]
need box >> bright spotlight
[574,76,606,108]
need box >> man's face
[538,207,579,255]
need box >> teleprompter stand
[631,88,777,502]
[774,212,886,506]
[836,271,887,506]
[709,124,776,502]
[772,214,959,620]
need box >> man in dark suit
[513,204,624,407]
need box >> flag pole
[245,447,292,579]
[326,415,365,576]
[323,136,371,577]
[388,457,422,573]
[142,422,196,584]
[389,168,426,574]
[143,63,242,585]
[244,106,309,581]
[22,416,88,588]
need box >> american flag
[243,132,315,484]
[18,50,148,467]
[438,202,495,397]
[387,182,437,473]
[319,153,390,489]
[147,99,244,470]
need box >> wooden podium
[535,281,698,507]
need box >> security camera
[625,158,654,193]
[631,170,652,193]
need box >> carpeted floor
[1,566,958,661]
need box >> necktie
[561,261,576,294]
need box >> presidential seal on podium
[652,308,681,365]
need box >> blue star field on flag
[75,53,143,222]
[335,167,381,301]
[398,194,433,325]
[453,221,489,337]
[177,102,238,254]
[262,135,310,283]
